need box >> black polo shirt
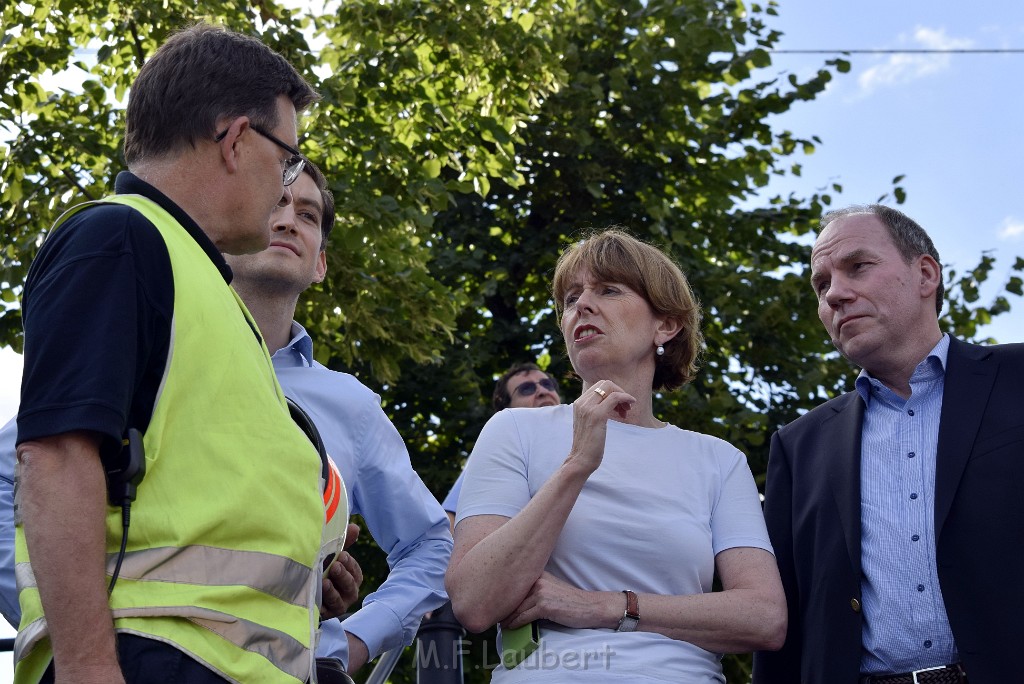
[17,172,232,465]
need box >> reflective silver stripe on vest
[14,561,34,594]
[18,545,314,606]
[113,546,316,606]
[13,607,310,682]
[12,615,46,664]
[114,606,310,682]
[106,629,238,684]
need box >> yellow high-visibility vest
[15,194,336,683]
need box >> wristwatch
[616,590,640,632]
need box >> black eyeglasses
[214,123,305,186]
[513,378,558,397]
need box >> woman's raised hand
[567,381,635,474]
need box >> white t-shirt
[457,404,772,683]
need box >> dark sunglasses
[214,123,305,186]
[513,378,558,397]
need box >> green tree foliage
[2,1,1021,682]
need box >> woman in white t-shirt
[446,229,786,683]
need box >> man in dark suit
[753,205,1024,684]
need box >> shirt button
[908,451,916,458]
[910,493,918,500]
[917,584,925,592]
[924,640,932,648]
[912,534,920,541]
[850,598,861,612]
[908,409,915,416]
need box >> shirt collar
[115,171,233,284]
[855,333,950,405]
[271,321,315,368]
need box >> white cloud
[857,27,973,95]
[998,216,1024,240]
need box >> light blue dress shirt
[855,334,958,674]
[272,323,452,667]
[441,470,464,515]
[0,418,17,627]
[0,322,453,670]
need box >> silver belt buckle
[911,665,945,684]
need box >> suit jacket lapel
[826,392,865,575]
[935,337,996,535]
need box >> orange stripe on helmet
[324,459,342,523]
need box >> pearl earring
[656,344,665,356]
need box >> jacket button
[850,598,861,612]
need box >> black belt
[861,663,967,684]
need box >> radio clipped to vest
[107,428,147,506]
[106,428,147,593]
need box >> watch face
[616,615,639,632]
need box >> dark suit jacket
[753,338,1024,684]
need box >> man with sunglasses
[492,363,563,414]
[12,25,329,684]
[442,363,562,527]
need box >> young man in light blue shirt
[224,161,452,675]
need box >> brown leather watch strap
[623,590,639,619]
[617,590,640,631]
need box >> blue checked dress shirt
[855,334,959,674]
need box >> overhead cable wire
[771,48,1024,54]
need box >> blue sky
[758,0,1024,344]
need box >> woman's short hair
[552,228,703,391]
